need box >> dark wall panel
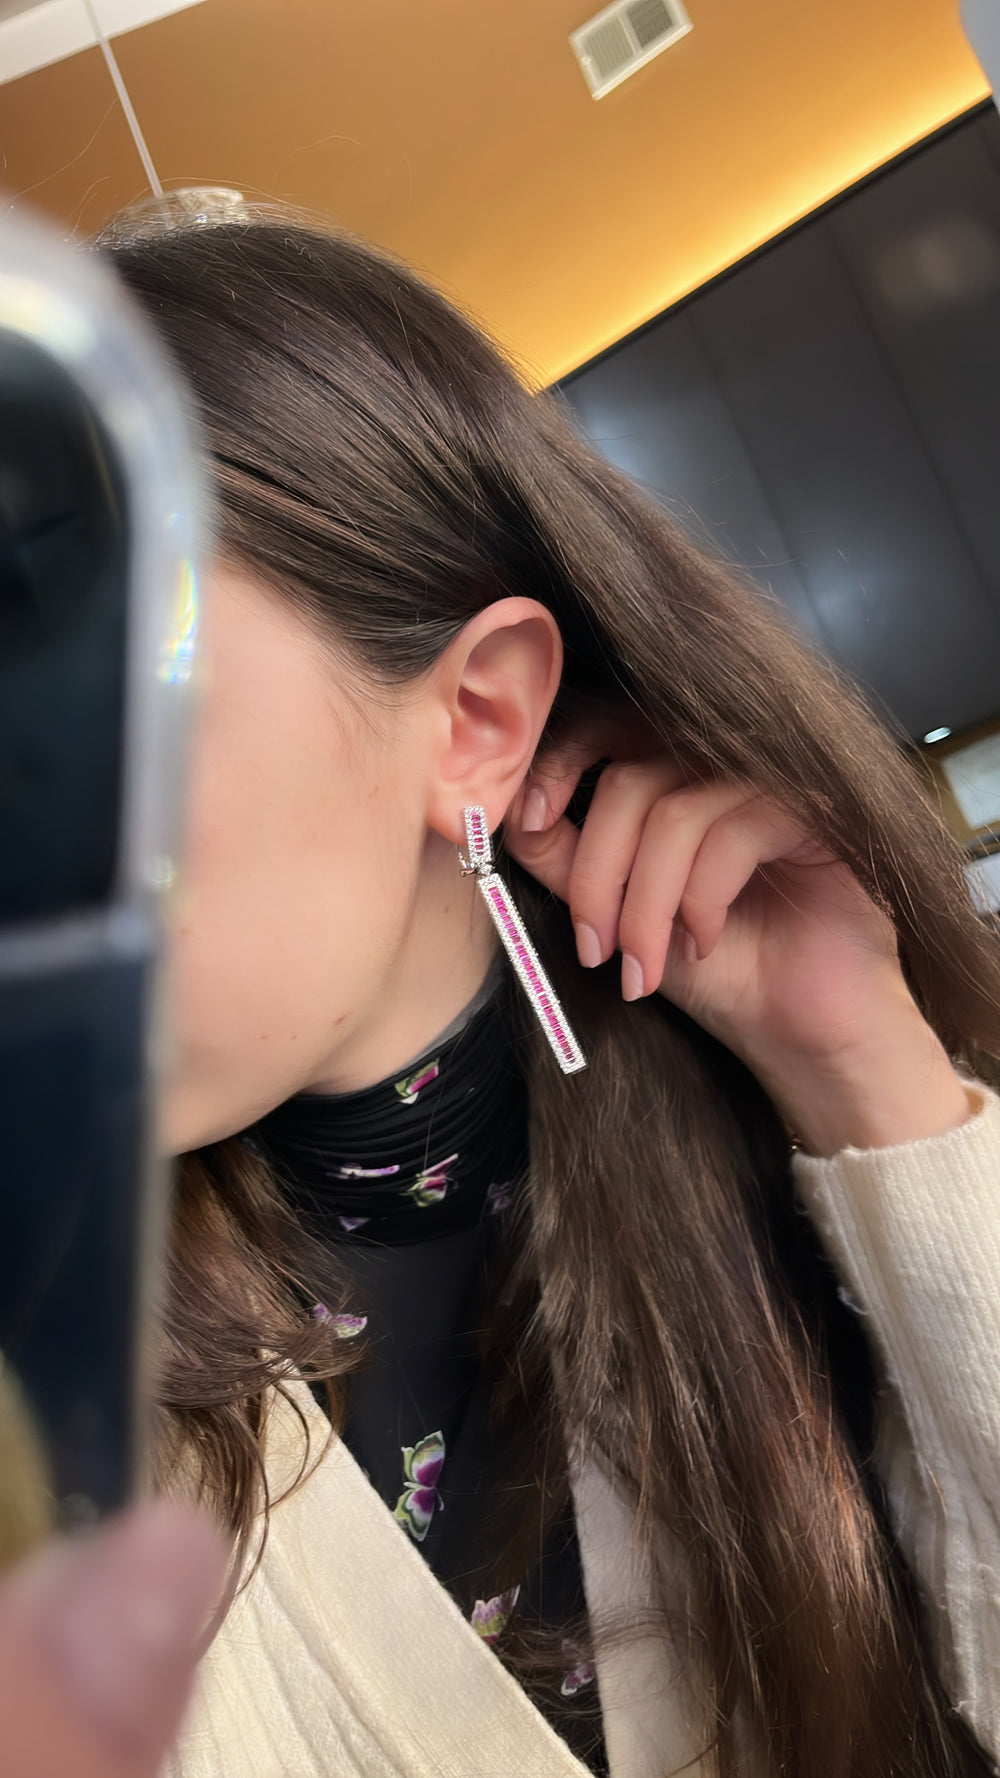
[560,107,1000,741]
[694,220,1000,737]
[830,120,1000,600]
[561,308,820,647]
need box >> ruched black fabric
[252,986,609,1774]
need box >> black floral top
[252,982,608,1774]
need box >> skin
[0,1502,226,1778]
[168,558,972,1161]
[163,562,562,1151]
[9,555,976,1773]
[508,734,974,1156]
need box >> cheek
[161,717,415,1147]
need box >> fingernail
[574,922,604,969]
[521,786,549,832]
[683,932,699,964]
[621,954,645,1002]
[39,1502,227,1759]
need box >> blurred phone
[0,205,202,1559]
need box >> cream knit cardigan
[166,1080,1000,1778]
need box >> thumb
[0,1501,228,1778]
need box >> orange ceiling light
[0,0,990,383]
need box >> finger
[513,739,607,834]
[505,809,583,906]
[0,1501,228,1778]
[508,750,594,839]
[565,757,689,964]
[516,710,661,833]
[679,801,818,960]
[507,752,676,906]
[617,782,751,994]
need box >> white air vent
[571,0,692,99]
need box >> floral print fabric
[393,1431,446,1542]
[251,989,607,1771]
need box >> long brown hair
[106,213,1000,1775]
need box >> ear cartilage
[460,806,587,1076]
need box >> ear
[424,597,562,846]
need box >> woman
[104,210,1000,1778]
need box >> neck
[303,831,499,1095]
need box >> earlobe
[425,598,562,843]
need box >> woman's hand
[506,726,973,1157]
[0,1502,226,1778]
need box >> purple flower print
[312,1304,368,1339]
[331,1312,368,1338]
[393,1430,445,1542]
[394,1061,440,1106]
[470,1584,521,1646]
[560,1655,596,1697]
[337,1215,370,1233]
[486,1178,515,1215]
[404,1153,459,1207]
[334,1163,400,1179]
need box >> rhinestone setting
[461,806,586,1076]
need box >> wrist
[752,1007,973,1160]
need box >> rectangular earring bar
[463,804,493,872]
[463,807,587,1076]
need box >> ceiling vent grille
[570,0,692,99]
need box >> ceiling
[0,0,990,382]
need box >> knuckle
[600,759,649,795]
[645,787,701,833]
[619,896,665,953]
[570,875,627,934]
[618,904,667,956]
[569,879,616,927]
[678,888,719,928]
[713,802,754,838]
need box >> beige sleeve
[792,1079,1000,1760]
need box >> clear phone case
[0,203,203,1558]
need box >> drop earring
[459,806,587,1076]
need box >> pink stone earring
[460,806,587,1076]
